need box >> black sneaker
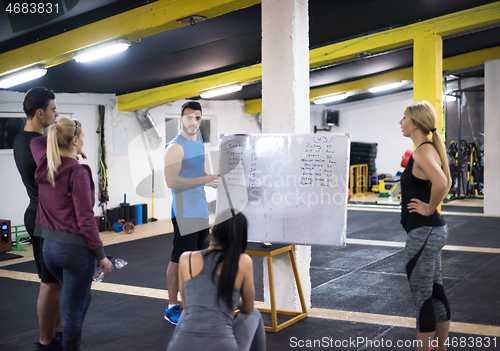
[34,337,62,351]
[51,332,62,344]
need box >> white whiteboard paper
[216,134,350,246]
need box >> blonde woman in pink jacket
[31,117,113,351]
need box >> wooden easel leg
[289,248,307,314]
[267,255,277,332]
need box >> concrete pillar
[261,0,311,311]
[484,59,500,217]
[261,0,310,134]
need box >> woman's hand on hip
[408,198,432,216]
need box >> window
[200,119,211,143]
[0,112,73,154]
[0,116,26,150]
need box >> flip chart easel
[216,133,350,246]
[218,133,351,331]
[244,242,307,332]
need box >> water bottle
[93,256,128,282]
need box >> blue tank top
[168,134,208,219]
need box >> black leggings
[24,209,57,283]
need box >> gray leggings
[405,225,451,332]
[167,308,266,351]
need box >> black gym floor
[0,208,498,351]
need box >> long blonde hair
[405,100,451,192]
[46,117,82,187]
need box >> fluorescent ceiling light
[0,67,47,89]
[200,84,242,99]
[368,81,404,93]
[313,93,348,105]
[444,94,456,102]
[74,40,130,63]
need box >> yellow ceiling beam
[244,45,500,114]
[117,64,262,111]
[443,45,500,71]
[310,68,414,101]
[244,98,264,115]
[121,2,500,112]
[309,1,500,68]
[0,0,260,77]
[243,68,414,114]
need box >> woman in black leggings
[400,101,452,351]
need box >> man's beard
[182,123,199,136]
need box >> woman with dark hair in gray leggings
[166,211,266,351]
[399,101,452,351]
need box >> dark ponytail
[210,211,248,309]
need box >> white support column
[261,0,310,134]
[484,59,500,217]
[261,0,311,311]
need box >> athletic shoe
[34,337,62,351]
[55,331,62,342]
[20,237,32,245]
[164,305,182,325]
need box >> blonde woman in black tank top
[399,101,452,351]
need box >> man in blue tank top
[163,101,220,325]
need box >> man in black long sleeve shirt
[13,87,62,351]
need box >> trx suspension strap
[97,105,109,227]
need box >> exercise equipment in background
[149,169,158,222]
[350,142,377,176]
[448,141,483,198]
[349,164,370,197]
[97,105,109,220]
[401,149,412,168]
[375,149,413,205]
[113,219,135,234]
[104,203,146,232]
[377,173,402,205]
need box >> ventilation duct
[135,108,162,149]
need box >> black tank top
[400,142,446,233]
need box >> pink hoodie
[31,136,105,260]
